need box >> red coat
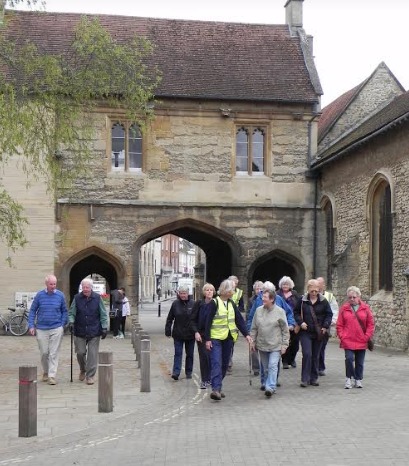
[336,301,375,350]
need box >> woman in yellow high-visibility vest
[205,279,252,401]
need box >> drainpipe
[307,110,320,277]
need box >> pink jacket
[336,301,375,350]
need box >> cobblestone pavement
[1,299,409,465]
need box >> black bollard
[158,302,161,317]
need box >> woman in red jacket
[336,286,375,389]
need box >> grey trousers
[36,326,64,378]
[74,336,100,378]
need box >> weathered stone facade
[54,100,319,306]
[315,87,409,350]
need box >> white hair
[81,278,93,288]
[346,286,361,297]
[262,281,276,292]
[278,276,295,290]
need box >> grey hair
[218,279,235,296]
[253,280,263,291]
[278,276,294,290]
[81,277,93,288]
[262,281,276,292]
[346,286,361,297]
[178,285,190,293]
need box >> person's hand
[205,340,212,351]
[288,325,294,331]
[281,347,287,355]
[321,328,327,334]
[250,342,256,352]
[301,322,308,330]
[195,332,202,343]
[101,329,107,340]
[28,328,36,336]
[246,335,253,346]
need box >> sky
[13,0,409,108]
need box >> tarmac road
[1,299,409,465]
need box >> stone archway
[59,246,126,304]
[135,218,242,299]
[248,249,305,295]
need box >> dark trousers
[319,332,330,372]
[282,330,300,365]
[210,338,234,392]
[172,338,195,377]
[197,339,211,383]
[299,331,323,384]
[120,316,127,335]
[112,315,122,336]
[344,349,366,380]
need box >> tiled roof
[313,91,409,169]
[2,10,320,103]
[318,82,366,143]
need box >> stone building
[313,63,409,349]
[0,0,325,312]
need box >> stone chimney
[285,0,304,29]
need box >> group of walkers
[165,274,375,400]
[27,275,130,386]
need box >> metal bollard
[158,302,161,317]
[19,366,37,437]
[140,339,151,392]
[138,333,149,368]
[98,352,113,413]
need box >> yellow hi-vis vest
[232,288,243,306]
[210,296,239,342]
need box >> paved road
[1,299,409,465]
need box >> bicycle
[0,303,29,336]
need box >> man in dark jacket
[165,285,195,380]
[69,278,108,385]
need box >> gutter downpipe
[307,108,320,278]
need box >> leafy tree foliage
[0,4,160,260]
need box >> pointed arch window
[371,182,393,292]
[235,126,266,175]
[111,121,142,172]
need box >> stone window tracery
[110,121,142,172]
[235,126,265,175]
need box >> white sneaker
[344,377,352,389]
[355,379,363,388]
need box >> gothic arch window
[235,126,266,175]
[322,198,335,288]
[110,121,143,172]
[371,180,393,292]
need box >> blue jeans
[172,339,195,377]
[299,331,323,383]
[209,338,234,392]
[259,350,281,391]
[344,349,366,380]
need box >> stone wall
[319,122,409,349]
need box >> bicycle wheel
[9,314,29,336]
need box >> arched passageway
[136,218,241,295]
[249,250,305,295]
[61,247,125,304]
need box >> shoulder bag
[354,310,374,351]
[309,304,324,341]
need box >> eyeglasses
[348,295,359,300]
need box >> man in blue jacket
[69,278,108,385]
[28,274,68,386]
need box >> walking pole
[70,327,73,383]
[249,345,253,386]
